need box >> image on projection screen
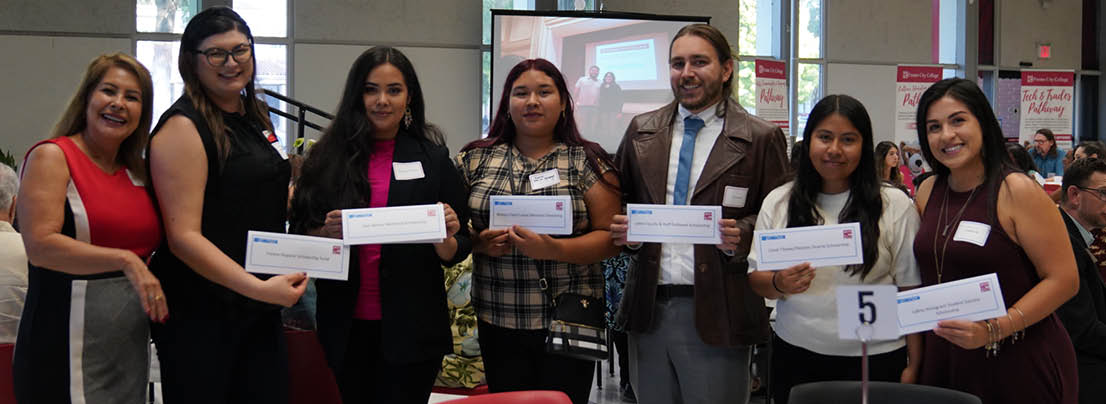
[492,12,708,153]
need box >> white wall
[826,0,932,64]
[825,63,898,144]
[0,35,131,162]
[999,1,1081,69]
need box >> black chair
[788,381,981,404]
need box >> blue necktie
[673,116,704,205]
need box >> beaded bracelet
[983,320,998,358]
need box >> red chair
[285,329,342,404]
[441,391,571,403]
[0,343,14,404]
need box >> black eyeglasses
[1076,185,1106,201]
[194,45,252,67]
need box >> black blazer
[309,135,472,368]
[1056,208,1106,404]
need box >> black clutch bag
[546,293,608,361]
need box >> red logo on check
[843,229,853,239]
[704,212,713,221]
[332,246,342,255]
[428,209,437,216]
[980,282,990,292]
[555,202,563,211]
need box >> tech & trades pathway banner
[1019,70,1074,149]
[755,59,789,136]
[894,65,943,143]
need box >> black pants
[770,334,907,404]
[612,329,631,388]
[336,320,442,404]
[152,302,288,404]
[478,321,595,404]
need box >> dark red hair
[463,58,617,189]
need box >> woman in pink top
[289,46,472,404]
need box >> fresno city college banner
[894,65,943,143]
[755,59,789,136]
[1019,70,1074,149]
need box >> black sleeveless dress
[147,96,291,404]
[914,175,1077,404]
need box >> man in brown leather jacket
[610,24,789,404]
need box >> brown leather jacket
[614,98,788,347]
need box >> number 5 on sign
[836,285,899,341]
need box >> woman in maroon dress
[911,78,1079,403]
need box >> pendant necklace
[932,181,978,284]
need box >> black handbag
[538,258,608,361]
[546,292,609,361]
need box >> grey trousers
[628,295,752,404]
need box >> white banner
[1019,70,1075,150]
[894,65,943,143]
[755,59,789,136]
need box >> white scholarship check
[342,204,446,245]
[244,231,350,281]
[489,195,573,235]
[896,273,1007,335]
[751,223,863,271]
[625,204,722,245]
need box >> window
[481,1,537,135]
[737,0,783,115]
[796,63,822,132]
[233,0,287,38]
[135,40,183,123]
[135,0,291,147]
[797,0,821,59]
[136,0,198,34]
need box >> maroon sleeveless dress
[914,175,1077,404]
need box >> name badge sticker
[264,130,288,160]
[529,169,561,190]
[723,186,748,208]
[953,221,990,247]
[393,161,426,180]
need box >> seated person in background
[0,164,25,344]
[1055,157,1106,404]
[1006,143,1040,178]
[1052,141,1106,203]
[1030,128,1065,177]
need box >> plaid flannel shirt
[455,142,606,330]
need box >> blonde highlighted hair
[50,52,154,182]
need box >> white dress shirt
[0,221,27,344]
[659,102,725,285]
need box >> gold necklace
[932,181,979,284]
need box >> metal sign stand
[855,324,873,404]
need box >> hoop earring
[403,107,413,129]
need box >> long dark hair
[463,58,616,190]
[671,24,734,95]
[915,78,1014,224]
[178,6,272,165]
[290,46,443,233]
[1005,143,1038,174]
[1036,128,1058,158]
[788,94,882,279]
[874,141,903,185]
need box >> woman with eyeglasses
[13,52,164,404]
[146,7,307,404]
